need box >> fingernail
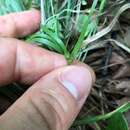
[59,66,93,101]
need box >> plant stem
[70,0,99,60]
[66,0,71,26]
[26,0,33,9]
[73,102,130,126]
[99,0,106,12]
[50,0,54,15]
[40,0,46,25]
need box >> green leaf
[106,112,128,130]
[0,0,24,15]
[71,0,99,60]
[27,32,65,54]
[73,102,130,126]
[41,25,67,53]
[76,14,98,37]
[0,0,38,15]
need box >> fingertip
[34,65,93,129]
[53,53,67,68]
[59,65,93,101]
[72,61,96,84]
[0,10,41,37]
[15,10,41,37]
[25,9,41,23]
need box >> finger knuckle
[29,87,65,130]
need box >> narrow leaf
[106,112,128,130]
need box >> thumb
[0,64,95,130]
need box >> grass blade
[73,102,130,126]
[71,0,99,60]
[106,112,128,130]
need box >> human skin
[0,10,95,130]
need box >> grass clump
[27,0,106,63]
[0,0,106,63]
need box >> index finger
[0,10,40,38]
[0,38,67,86]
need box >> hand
[0,10,95,130]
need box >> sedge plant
[26,0,107,64]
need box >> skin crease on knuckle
[27,72,79,130]
[0,37,67,85]
[15,41,66,84]
[0,38,17,85]
[28,87,64,130]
